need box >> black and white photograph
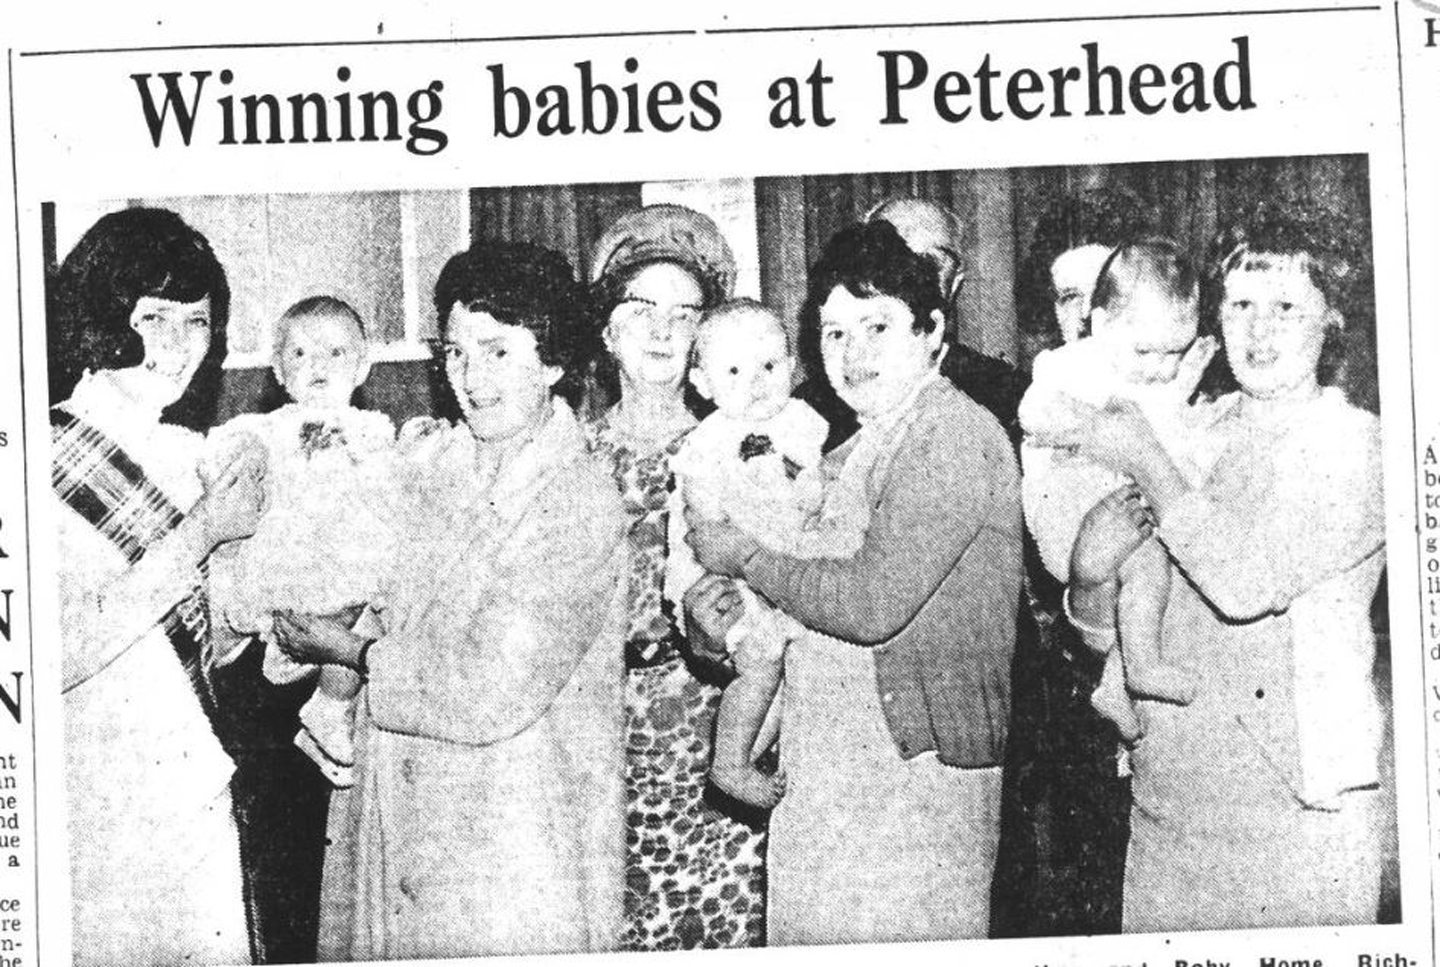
[38,154,1398,962]
[6,4,1438,967]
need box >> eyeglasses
[613,297,702,330]
[1221,300,1325,326]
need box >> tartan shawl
[51,407,217,718]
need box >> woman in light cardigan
[688,221,1023,944]
[1060,207,1386,931]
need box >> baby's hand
[732,629,786,677]
[397,416,448,453]
[683,486,727,523]
[792,470,825,516]
[200,430,265,487]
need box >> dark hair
[432,240,591,407]
[1201,203,1367,396]
[47,207,230,429]
[1018,186,1160,348]
[797,220,945,379]
[583,257,717,420]
[1089,237,1198,332]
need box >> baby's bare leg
[1090,648,1143,743]
[711,642,786,809]
[297,664,361,787]
[316,662,362,700]
[1117,539,1195,705]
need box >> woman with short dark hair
[688,220,1023,943]
[283,240,628,960]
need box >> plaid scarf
[51,408,217,719]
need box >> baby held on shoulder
[1020,238,1219,741]
[665,299,861,809]
[205,295,401,788]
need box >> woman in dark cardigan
[688,221,1022,944]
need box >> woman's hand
[1167,335,1218,406]
[272,609,372,668]
[684,505,761,578]
[1070,485,1155,587]
[683,573,745,664]
[192,442,269,553]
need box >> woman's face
[124,295,213,405]
[604,262,704,390]
[444,305,561,443]
[818,286,942,420]
[1220,259,1335,402]
[1050,243,1112,344]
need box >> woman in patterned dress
[583,205,767,949]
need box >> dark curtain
[1008,154,1374,409]
[471,181,644,283]
[467,156,1376,411]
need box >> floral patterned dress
[585,415,766,950]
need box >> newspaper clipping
[1,1,1437,964]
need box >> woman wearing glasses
[582,205,767,950]
[1057,206,1386,930]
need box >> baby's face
[1097,286,1198,384]
[276,312,368,409]
[695,312,794,423]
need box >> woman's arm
[59,508,210,690]
[1157,411,1383,620]
[366,480,626,746]
[60,447,267,690]
[742,404,1016,645]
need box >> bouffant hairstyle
[797,220,946,378]
[1018,186,1160,348]
[47,207,230,429]
[1203,202,1369,397]
[432,240,592,406]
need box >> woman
[583,205,768,950]
[283,241,628,960]
[48,207,268,965]
[1062,206,1386,930]
[688,221,1023,944]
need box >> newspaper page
[0,1,1436,964]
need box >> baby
[208,295,399,787]
[1021,239,1217,741]
[666,299,856,808]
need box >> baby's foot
[298,693,355,788]
[295,728,355,789]
[1091,651,1143,743]
[711,762,787,809]
[1126,661,1197,706]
